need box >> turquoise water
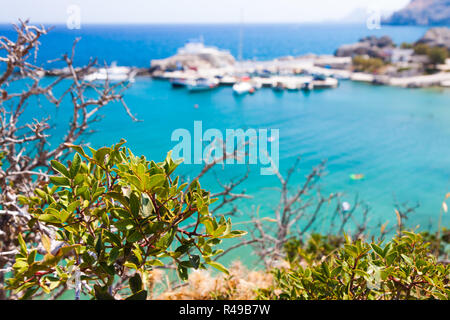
[2,23,450,264]
[68,79,450,236]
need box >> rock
[415,27,450,49]
[384,0,450,26]
[359,36,394,48]
[335,36,394,60]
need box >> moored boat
[187,78,219,92]
[170,78,189,88]
[219,75,238,86]
[285,81,301,91]
[272,81,285,91]
[301,81,314,91]
[83,62,135,83]
[233,81,254,95]
[312,75,339,89]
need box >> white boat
[220,75,238,86]
[170,78,189,88]
[251,79,263,90]
[285,81,300,91]
[312,76,339,88]
[187,78,219,92]
[301,82,314,91]
[233,81,254,95]
[440,80,450,87]
[272,82,285,91]
[83,62,135,83]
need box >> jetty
[388,72,450,88]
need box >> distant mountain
[383,0,450,26]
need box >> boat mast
[238,8,244,62]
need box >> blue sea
[0,23,431,65]
[1,23,449,264]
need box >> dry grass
[157,261,274,300]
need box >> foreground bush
[6,141,245,299]
[257,231,449,300]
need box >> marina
[43,37,450,92]
[150,41,345,92]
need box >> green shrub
[6,140,245,299]
[258,231,449,300]
[400,42,413,49]
[352,56,385,73]
[428,47,448,65]
[284,234,344,266]
[413,43,430,55]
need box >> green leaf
[146,259,164,267]
[106,192,129,209]
[127,231,143,243]
[108,247,120,264]
[354,269,369,278]
[114,219,135,231]
[205,259,229,275]
[156,227,175,250]
[129,273,143,294]
[95,233,103,256]
[200,216,215,235]
[59,210,70,223]
[37,214,61,224]
[220,230,247,239]
[70,153,81,178]
[125,290,147,300]
[17,234,27,255]
[177,265,189,281]
[371,243,384,258]
[321,262,331,277]
[401,254,413,265]
[189,255,200,269]
[67,144,87,158]
[50,160,70,178]
[344,244,359,258]
[145,174,166,191]
[67,200,81,213]
[104,230,122,247]
[94,285,115,300]
[129,193,140,218]
[34,188,47,199]
[124,262,138,270]
[331,266,343,278]
[95,147,111,164]
[50,176,71,187]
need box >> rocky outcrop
[335,36,394,60]
[384,0,450,26]
[415,27,450,49]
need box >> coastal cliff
[416,27,450,48]
[384,0,450,26]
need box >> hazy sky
[0,0,411,24]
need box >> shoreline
[44,55,450,89]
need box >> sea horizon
[0,23,431,67]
